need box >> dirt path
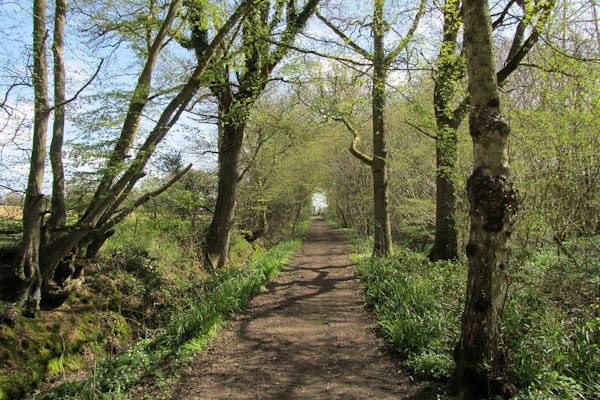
[172,218,435,400]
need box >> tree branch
[497,0,555,86]
[332,117,373,166]
[49,59,104,111]
[517,62,578,78]
[315,10,373,61]
[109,163,193,227]
[385,0,427,64]
[404,120,437,140]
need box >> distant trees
[507,5,600,249]
[236,93,326,243]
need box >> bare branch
[404,120,437,140]
[98,163,193,235]
[492,0,518,29]
[315,10,373,61]
[50,59,104,111]
[270,36,372,67]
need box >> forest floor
[170,217,437,400]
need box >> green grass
[0,215,21,249]
[36,236,303,400]
[354,249,463,381]
[347,225,600,399]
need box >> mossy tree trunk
[429,0,465,262]
[371,0,393,256]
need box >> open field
[0,206,22,220]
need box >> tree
[202,0,320,268]
[14,0,257,316]
[429,0,554,261]
[428,0,466,261]
[15,0,51,315]
[452,0,519,396]
[316,0,425,256]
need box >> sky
[311,192,328,214]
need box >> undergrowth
[354,249,463,381]
[0,212,307,400]
[347,225,600,399]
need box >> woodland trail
[171,217,435,400]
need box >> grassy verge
[35,238,302,400]
[354,249,463,382]
[343,226,600,399]
[0,211,308,400]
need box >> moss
[46,357,64,381]
[110,314,132,340]
[65,353,84,371]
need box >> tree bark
[15,0,50,317]
[205,90,245,268]
[452,0,519,397]
[84,0,181,220]
[429,126,459,261]
[429,0,464,262]
[48,0,67,230]
[371,0,393,256]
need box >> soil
[171,217,437,400]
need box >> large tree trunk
[205,96,246,268]
[15,0,50,317]
[15,0,50,316]
[452,0,519,397]
[429,0,464,262]
[371,0,393,257]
